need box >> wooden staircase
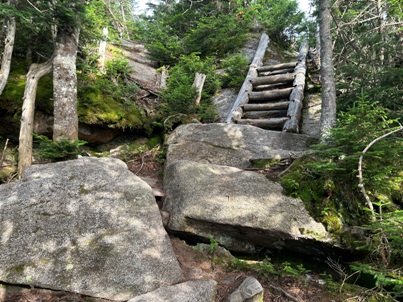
[226,34,309,133]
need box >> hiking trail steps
[226,34,309,133]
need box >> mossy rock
[250,158,280,168]
[0,166,17,183]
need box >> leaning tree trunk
[0,6,16,95]
[319,0,337,139]
[18,58,54,177]
[53,25,80,142]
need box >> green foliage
[0,63,53,118]
[160,53,219,121]
[350,211,403,299]
[208,235,218,256]
[33,134,87,162]
[331,0,403,121]
[229,257,311,279]
[141,0,251,66]
[252,0,304,45]
[281,95,403,228]
[219,53,249,89]
[105,57,132,83]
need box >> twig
[135,155,145,175]
[26,0,44,13]
[326,257,361,293]
[0,138,9,167]
[357,125,403,221]
[269,285,299,302]
[278,160,297,177]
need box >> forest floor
[0,146,377,302]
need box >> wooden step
[253,83,292,92]
[236,117,289,129]
[243,110,287,119]
[259,68,295,76]
[250,73,295,87]
[249,88,293,102]
[257,62,297,72]
[242,101,290,111]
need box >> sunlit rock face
[0,157,182,301]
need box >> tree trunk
[0,3,16,95]
[225,33,269,123]
[283,40,309,133]
[18,58,54,177]
[53,25,79,142]
[319,0,337,139]
[192,72,206,106]
[98,27,108,70]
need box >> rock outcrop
[127,280,217,302]
[166,123,316,168]
[0,157,182,301]
[163,160,330,255]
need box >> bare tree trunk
[226,33,269,122]
[319,0,337,139]
[98,27,108,70]
[53,25,79,142]
[18,58,54,177]
[192,72,206,106]
[0,2,16,95]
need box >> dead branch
[269,285,298,302]
[0,138,9,167]
[358,125,403,221]
[326,257,361,293]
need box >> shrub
[281,94,403,226]
[33,134,87,162]
[220,53,249,89]
[160,53,220,121]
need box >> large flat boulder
[166,123,316,168]
[163,160,332,255]
[127,280,217,302]
[0,157,183,301]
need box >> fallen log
[243,110,287,119]
[242,101,290,111]
[249,88,292,102]
[283,40,309,133]
[257,62,297,72]
[236,117,289,129]
[225,34,269,123]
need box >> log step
[257,62,297,72]
[242,101,290,111]
[259,68,295,76]
[249,88,293,102]
[236,117,289,129]
[250,73,295,87]
[253,83,292,92]
[243,110,287,119]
